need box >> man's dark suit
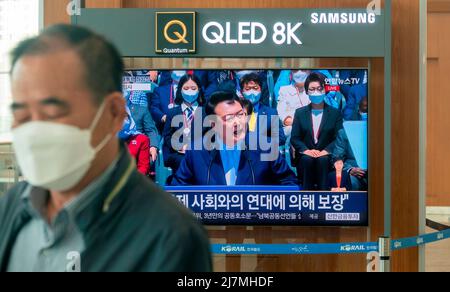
[171,147,298,186]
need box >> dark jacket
[171,147,298,186]
[0,147,212,272]
[162,106,206,173]
[150,83,175,132]
[248,104,287,147]
[342,83,368,121]
[333,129,359,172]
[291,104,343,155]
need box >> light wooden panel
[427,11,450,206]
[429,0,450,12]
[44,0,71,26]
[390,0,421,272]
[85,0,123,8]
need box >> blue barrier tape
[391,229,450,251]
[212,229,450,255]
[212,242,378,255]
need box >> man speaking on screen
[171,91,298,186]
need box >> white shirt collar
[181,102,199,112]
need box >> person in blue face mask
[234,70,271,105]
[118,107,151,176]
[313,69,346,111]
[162,74,206,181]
[290,72,344,190]
[240,73,286,147]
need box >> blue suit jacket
[248,104,286,147]
[171,147,298,186]
[162,106,206,173]
[339,70,367,98]
[150,84,174,131]
[342,83,368,121]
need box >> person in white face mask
[0,24,211,272]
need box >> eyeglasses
[220,111,247,123]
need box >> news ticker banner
[165,186,368,226]
[211,229,450,255]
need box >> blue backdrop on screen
[122,68,369,226]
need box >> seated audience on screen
[123,71,159,164]
[291,72,343,190]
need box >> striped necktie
[185,106,194,123]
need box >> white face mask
[293,71,309,83]
[12,102,112,191]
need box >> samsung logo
[311,12,376,24]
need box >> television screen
[122,69,369,226]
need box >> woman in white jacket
[277,70,311,138]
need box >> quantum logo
[156,12,196,54]
[164,20,188,44]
